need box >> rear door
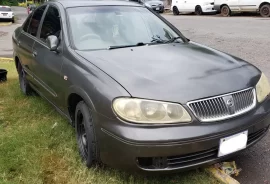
[31,5,64,108]
[16,5,47,84]
[176,0,186,11]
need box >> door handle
[32,50,37,57]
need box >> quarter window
[22,14,33,32]
[27,6,46,37]
[40,6,61,42]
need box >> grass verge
[0,61,220,184]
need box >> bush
[1,0,19,6]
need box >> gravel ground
[163,14,270,184]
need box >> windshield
[67,6,182,50]
[0,7,11,12]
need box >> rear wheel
[173,6,179,15]
[195,6,203,15]
[75,101,99,168]
[18,62,33,95]
[260,4,270,17]
[221,5,231,16]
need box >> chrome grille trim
[187,88,256,122]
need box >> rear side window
[40,6,61,42]
[27,5,46,37]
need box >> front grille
[137,127,269,170]
[187,88,256,122]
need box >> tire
[173,6,179,15]
[18,62,33,95]
[195,6,203,15]
[75,101,99,168]
[11,18,15,23]
[221,5,231,17]
[160,10,164,13]
[260,4,270,17]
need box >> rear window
[0,7,11,12]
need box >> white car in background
[214,0,270,17]
[171,0,216,15]
[0,6,14,23]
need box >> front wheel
[221,5,231,16]
[260,4,270,17]
[173,6,179,15]
[195,6,203,15]
[75,101,99,168]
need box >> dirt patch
[41,152,70,184]
[0,31,8,38]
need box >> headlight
[256,73,270,103]
[112,98,191,124]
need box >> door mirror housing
[46,35,59,52]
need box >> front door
[227,0,241,11]
[183,0,196,12]
[238,0,258,11]
[31,5,64,109]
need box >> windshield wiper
[150,35,166,44]
[108,42,146,50]
[165,36,183,43]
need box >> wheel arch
[220,3,229,9]
[259,2,270,9]
[67,86,96,125]
[14,55,21,72]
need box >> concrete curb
[205,166,240,184]
[0,57,13,62]
[0,22,12,26]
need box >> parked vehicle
[0,5,14,23]
[138,0,164,13]
[214,0,270,17]
[171,0,216,15]
[12,0,270,173]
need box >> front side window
[67,6,181,50]
[27,6,46,37]
[40,6,61,42]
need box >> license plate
[2,14,7,16]
[218,130,248,157]
[156,7,160,10]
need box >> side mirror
[46,35,59,52]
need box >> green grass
[0,61,220,184]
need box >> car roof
[50,0,142,8]
[0,5,11,8]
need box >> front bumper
[97,97,270,173]
[202,5,217,13]
[149,5,164,12]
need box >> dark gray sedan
[12,0,270,173]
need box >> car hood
[145,1,163,5]
[76,42,261,104]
